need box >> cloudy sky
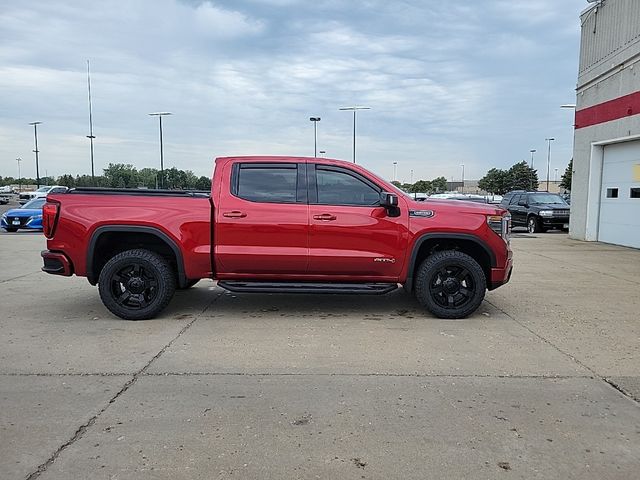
[0,0,586,183]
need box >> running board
[217,281,398,295]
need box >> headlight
[539,210,553,217]
[487,213,511,242]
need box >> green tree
[431,176,448,193]
[478,168,509,194]
[195,176,211,191]
[103,164,139,188]
[410,180,433,193]
[57,174,76,187]
[390,180,402,188]
[138,168,159,189]
[507,161,538,191]
[560,159,572,191]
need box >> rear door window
[233,164,300,203]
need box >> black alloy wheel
[98,249,176,320]
[415,250,486,319]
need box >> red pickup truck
[42,156,512,320]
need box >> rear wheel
[415,250,486,319]
[98,249,176,320]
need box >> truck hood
[407,197,505,215]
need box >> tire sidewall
[415,251,486,319]
[98,249,176,320]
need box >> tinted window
[528,193,567,204]
[509,194,522,205]
[236,165,297,203]
[316,168,380,206]
[23,198,45,209]
[631,188,640,198]
[606,188,618,198]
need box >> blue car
[1,197,45,232]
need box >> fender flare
[404,233,496,291]
[86,225,187,287]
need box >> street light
[393,161,398,182]
[87,60,96,185]
[319,150,326,157]
[554,168,559,183]
[461,164,465,194]
[16,157,22,192]
[309,117,321,157]
[29,122,42,188]
[148,112,172,189]
[339,106,370,163]
[545,137,555,192]
[529,149,537,189]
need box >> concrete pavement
[0,231,638,479]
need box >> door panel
[307,164,408,279]
[215,162,309,274]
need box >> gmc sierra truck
[41,156,513,320]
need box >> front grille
[8,216,29,226]
[552,209,570,216]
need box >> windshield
[529,193,567,205]
[22,198,45,209]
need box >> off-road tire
[98,249,176,320]
[415,250,486,319]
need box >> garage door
[598,140,640,248]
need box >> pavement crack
[485,298,640,405]
[0,271,42,284]
[23,291,222,480]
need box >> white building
[571,0,640,249]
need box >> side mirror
[380,191,399,208]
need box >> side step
[217,281,398,295]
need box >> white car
[0,185,14,194]
[18,185,68,204]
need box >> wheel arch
[87,225,187,288]
[404,233,495,292]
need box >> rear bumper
[41,250,73,276]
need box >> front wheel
[415,250,486,319]
[98,249,176,320]
[527,216,542,233]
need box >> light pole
[149,112,172,189]
[339,106,370,163]
[529,150,536,190]
[461,164,465,194]
[87,60,96,185]
[309,117,321,157]
[393,162,398,182]
[410,169,414,184]
[554,168,559,183]
[545,137,555,192]
[319,150,326,157]
[29,122,42,188]
[16,157,22,192]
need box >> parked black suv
[500,191,570,233]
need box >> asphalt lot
[1,210,639,479]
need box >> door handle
[223,211,247,218]
[313,214,337,221]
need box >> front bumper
[489,251,513,291]
[1,216,43,230]
[41,250,73,276]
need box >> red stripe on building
[575,90,640,129]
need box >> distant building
[571,0,640,249]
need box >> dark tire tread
[415,250,486,319]
[98,249,176,320]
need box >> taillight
[43,201,59,238]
